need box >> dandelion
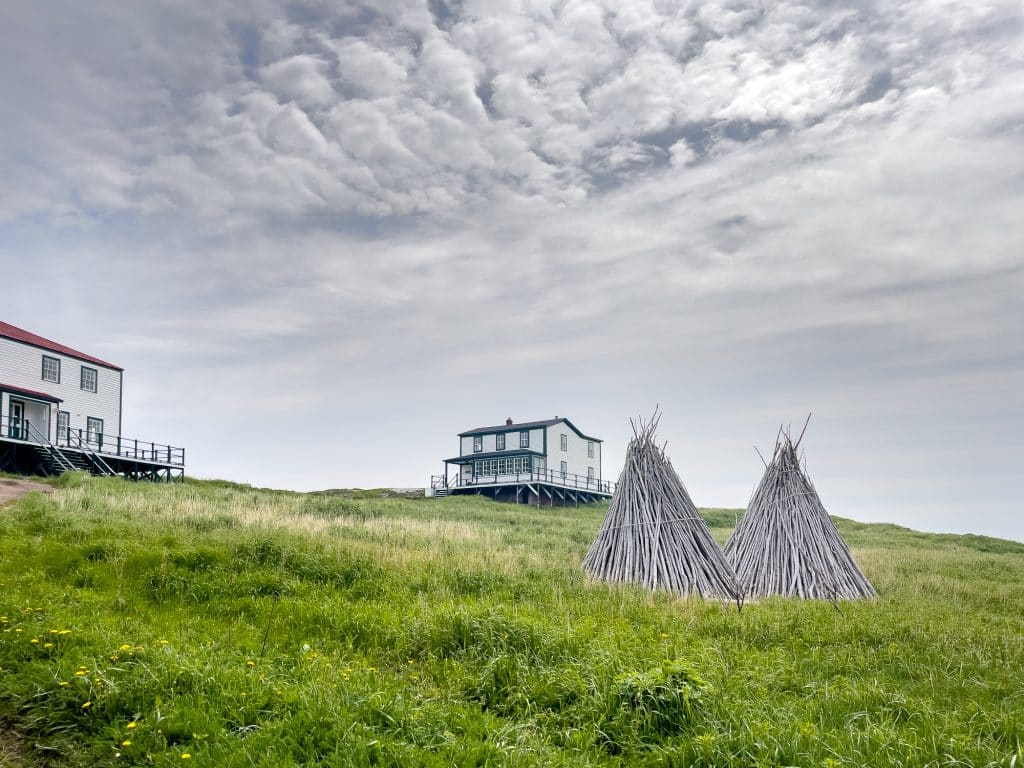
[75,671,87,676]
[82,701,92,709]
[246,660,255,667]
[58,629,71,636]
[119,644,132,651]
[59,681,70,687]
[127,721,137,729]
[44,642,54,649]
[30,638,39,644]
[121,740,132,747]
[659,632,669,639]
[181,753,192,760]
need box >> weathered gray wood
[724,425,876,600]
[582,411,741,601]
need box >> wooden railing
[442,468,615,495]
[1,415,184,467]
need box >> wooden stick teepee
[724,421,876,600]
[582,412,741,601]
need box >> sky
[1,0,1022,541]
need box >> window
[560,460,568,478]
[41,356,60,383]
[473,436,483,453]
[80,366,98,393]
[587,441,594,458]
[587,466,595,480]
[560,434,568,451]
[519,430,529,448]
[495,433,505,451]
[57,411,70,442]
[474,456,530,476]
[86,417,104,446]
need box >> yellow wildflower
[82,701,92,709]
[127,721,137,729]
[181,753,192,760]
[121,740,132,747]
[44,642,54,649]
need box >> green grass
[0,474,1021,767]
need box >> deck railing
[1,415,184,467]
[437,468,615,495]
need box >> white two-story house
[0,320,184,480]
[430,417,614,506]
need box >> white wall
[0,335,122,440]
[545,424,601,480]
[459,427,544,456]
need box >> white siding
[459,427,543,457]
[545,424,601,480]
[0,335,122,441]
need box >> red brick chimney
[506,417,513,425]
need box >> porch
[0,412,185,482]
[428,465,615,507]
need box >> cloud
[0,0,1022,537]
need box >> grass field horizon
[1,474,1021,766]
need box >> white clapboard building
[429,417,614,506]
[0,320,184,480]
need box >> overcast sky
[1,0,1022,541]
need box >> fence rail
[1,414,184,467]
[433,468,615,495]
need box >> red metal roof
[0,382,62,403]
[0,320,122,371]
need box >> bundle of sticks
[582,412,741,601]
[724,425,876,600]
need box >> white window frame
[519,430,529,448]
[587,441,594,458]
[473,435,483,453]
[42,355,61,384]
[86,417,104,446]
[57,410,70,442]
[560,460,568,478]
[80,366,98,393]
[560,434,568,451]
[495,433,505,451]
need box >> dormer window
[42,355,60,383]
[496,433,505,451]
[80,366,98,393]
[473,436,483,453]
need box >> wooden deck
[429,469,614,506]
[0,414,184,481]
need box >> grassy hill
[1,474,1021,767]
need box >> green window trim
[80,366,98,393]
[41,355,61,384]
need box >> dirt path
[0,477,51,506]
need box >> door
[8,400,24,439]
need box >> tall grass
[0,475,1021,766]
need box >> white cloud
[0,0,1022,537]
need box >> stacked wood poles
[724,430,876,600]
[582,414,742,601]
